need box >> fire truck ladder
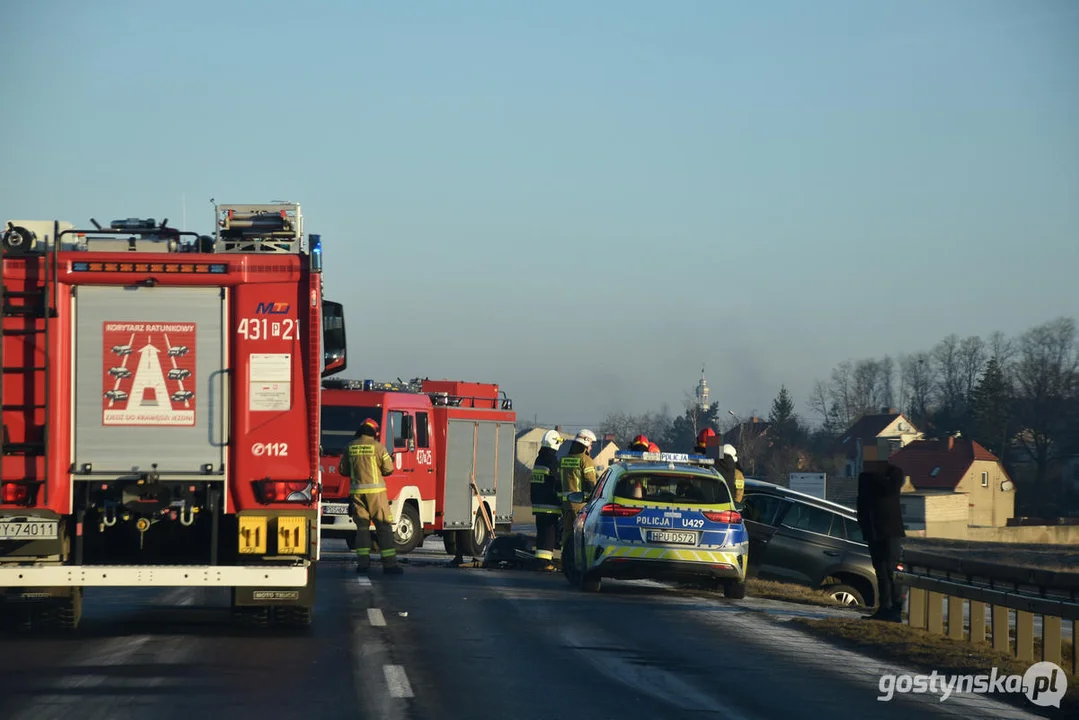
[1,223,58,502]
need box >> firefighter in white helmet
[717,443,745,503]
[559,429,598,551]
[530,430,564,571]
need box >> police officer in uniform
[338,418,403,574]
[559,429,597,551]
[531,429,563,571]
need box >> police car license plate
[647,530,697,545]
[321,503,350,516]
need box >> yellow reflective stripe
[583,466,596,476]
[605,546,738,563]
[351,488,387,495]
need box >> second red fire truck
[319,378,517,559]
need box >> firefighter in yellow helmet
[338,417,403,574]
[531,429,563,571]
[559,429,597,549]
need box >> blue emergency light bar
[613,451,714,466]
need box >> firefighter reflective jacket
[560,450,597,498]
[338,435,394,495]
[531,447,561,514]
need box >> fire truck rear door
[73,285,227,475]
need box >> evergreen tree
[768,385,801,447]
[969,356,1013,458]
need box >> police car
[562,451,749,597]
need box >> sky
[3,0,1077,431]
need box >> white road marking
[356,575,372,587]
[368,608,386,626]
[383,665,414,698]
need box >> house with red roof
[835,408,922,478]
[889,435,1016,529]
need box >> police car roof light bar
[613,450,715,466]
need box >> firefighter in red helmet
[338,417,402,575]
[647,442,660,453]
[629,434,650,452]
[695,427,716,455]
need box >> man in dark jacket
[857,461,906,621]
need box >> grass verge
[790,616,1079,714]
[745,578,845,608]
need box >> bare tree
[807,380,837,432]
[899,351,934,428]
[988,330,1017,367]
[933,334,965,416]
[959,335,988,399]
[1011,317,1079,511]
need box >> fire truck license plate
[321,503,350,516]
[0,519,59,540]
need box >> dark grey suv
[739,479,878,607]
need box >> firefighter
[531,429,563,571]
[694,427,716,455]
[647,442,660,453]
[629,434,650,452]
[717,443,745,503]
[338,418,403,575]
[559,429,597,549]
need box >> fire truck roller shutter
[73,286,227,474]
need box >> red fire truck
[0,203,347,630]
[318,378,516,559]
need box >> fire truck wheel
[458,507,492,558]
[56,587,83,630]
[393,503,422,555]
[442,531,458,556]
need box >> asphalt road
[0,535,1061,720]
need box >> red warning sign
[102,322,197,426]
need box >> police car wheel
[561,540,580,585]
[723,580,747,599]
[580,571,601,593]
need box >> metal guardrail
[897,548,1079,675]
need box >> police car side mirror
[566,491,585,504]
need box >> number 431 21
[237,318,299,341]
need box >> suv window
[780,502,835,536]
[741,493,785,525]
[842,517,865,544]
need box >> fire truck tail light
[1,482,31,505]
[702,510,742,524]
[600,503,643,518]
[254,480,312,504]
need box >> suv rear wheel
[823,583,865,607]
